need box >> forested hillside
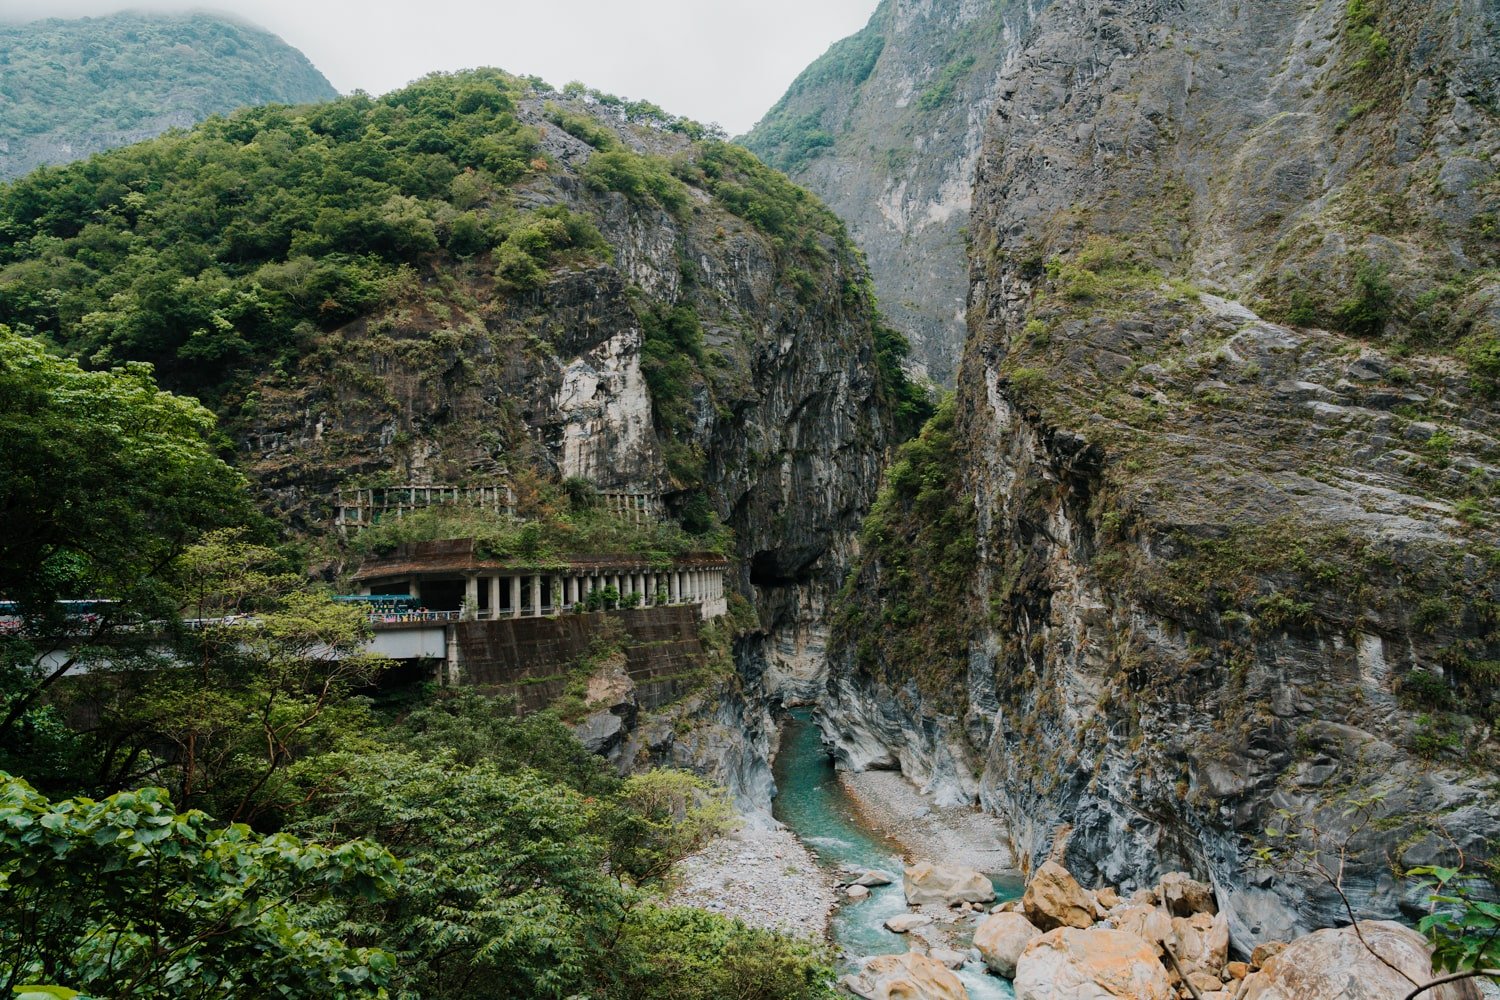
[0,68,919,1000]
[0,11,337,180]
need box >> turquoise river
[772,709,1020,999]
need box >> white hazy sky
[0,1,880,134]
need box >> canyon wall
[824,0,1500,951]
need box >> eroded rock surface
[1241,921,1481,1000]
[823,0,1500,954]
[1014,927,1174,1000]
[905,861,997,906]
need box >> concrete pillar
[531,576,542,617]
[671,571,681,603]
[510,576,521,619]
[464,574,479,616]
[445,625,460,685]
[646,573,656,604]
[410,577,423,602]
[488,576,500,619]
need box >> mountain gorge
[0,11,337,180]
[4,0,1500,995]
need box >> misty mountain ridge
[0,9,337,179]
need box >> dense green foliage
[915,55,977,112]
[0,11,336,179]
[0,773,397,998]
[0,330,251,745]
[3,532,834,1000]
[832,397,975,704]
[0,70,550,396]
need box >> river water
[772,709,1019,999]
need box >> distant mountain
[742,1,1039,385]
[0,10,337,180]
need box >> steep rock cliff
[0,11,336,180]
[744,0,1049,385]
[827,0,1500,951]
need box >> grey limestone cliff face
[0,12,337,180]
[239,93,893,813]
[744,0,1051,386]
[824,0,1500,953]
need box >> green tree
[0,329,250,745]
[0,772,396,999]
[73,534,388,822]
[295,750,624,1000]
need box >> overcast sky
[0,0,879,134]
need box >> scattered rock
[842,952,970,1000]
[1158,872,1218,917]
[1249,941,1285,968]
[885,913,936,933]
[1241,921,1480,1000]
[1014,927,1175,1000]
[930,947,969,969]
[1189,971,1226,994]
[974,911,1043,978]
[1023,861,1097,931]
[1094,886,1121,909]
[847,884,870,900]
[855,869,897,887]
[1226,961,1249,980]
[904,861,997,906]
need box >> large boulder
[1023,862,1096,931]
[1107,904,1173,950]
[1171,911,1229,980]
[974,911,1043,977]
[842,952,971,1000]
[1014,927,1175,1000]
[904,862,996,906]
[1241,921,1480,1000]
[1158,872,1217,917]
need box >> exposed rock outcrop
[1023,860,1096,931]
[744,0,1047,385]
[842,952,970,1000]
[823,0,1500,953]
[224,86,902,814]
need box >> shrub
[1334,260,1395,337]
[581,148,689,213]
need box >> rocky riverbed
[841,768,1016,877]
[668,822,835,937]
